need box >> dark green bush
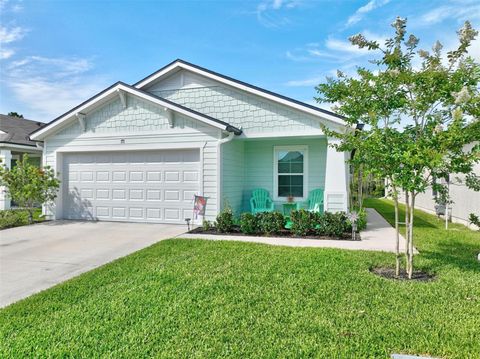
[0,209,29,230]
[316,212,350,237]
[239,212,258,234]
[256,211,285,235]
[215,208,235,233]
[290,209,318,236]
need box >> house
[398,141,480,229]
[0,114,45,210]
[29,59,351,224]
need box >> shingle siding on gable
[53,96,208,138]
[150,85,322,133]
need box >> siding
[43,94,221,222]
[239,138,327,212]
[148,83,323,134]
[221,140,244,215]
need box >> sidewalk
[179,208,418,253]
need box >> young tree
[317,18,479,278]
[0,154,60,223]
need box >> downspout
[217,131,236,215]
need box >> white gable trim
[135,60,347,127]
[30,83,233,141]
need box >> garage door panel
[63,149,200,224]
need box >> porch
[219,136,349,216]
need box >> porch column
[0,149,12,210]
[324,138,349,213]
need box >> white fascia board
[30,83,228,141]
[134,61,347,127]
[0,143,43,152]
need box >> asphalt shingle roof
[0,114,45,147]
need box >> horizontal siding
[221,140,244,215]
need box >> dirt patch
[188,227,360,241]
[370,267,436,281]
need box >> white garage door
[63,149,200,224]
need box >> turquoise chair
[250,188,275,214]
[304,189,324,213]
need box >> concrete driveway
[0,220,187,308]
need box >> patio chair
[304,188,324,213]
[250,188,275,214]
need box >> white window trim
[273,145,308,201]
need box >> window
[274,146,308,200]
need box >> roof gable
[134,59,346,127]
[30,82,241,140]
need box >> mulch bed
[188,227,361,241]
[370,267,436,282]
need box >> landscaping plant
[0,154,60,224]
[290,209,316,236]
[239,212,258,235]
[0,209,29,229]
[317,18,480,278]
[256,211,284,235]
[214,207,235,233]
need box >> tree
[0,154,60,223]
[317,18,480,278]
[7,112,24,118]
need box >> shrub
[239,212,258,234]
[215,208,234,233]
[202,220,213,231]
[290,209,317,236]
[316,212,350,237]
[256,211,285,235]
[0,209,29,230]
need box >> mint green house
[30,60,351,224]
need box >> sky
[0,0,479,122]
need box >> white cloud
[0,25,27,44]
[0,25,27,59]
[5,56,109,120]
[420,2,480,25]
[285,76,325,87]
[0,48,14,59]
[256,0,301,27]
[346,0,390,27]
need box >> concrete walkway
[0,220,187,308]
[180,208,417,253]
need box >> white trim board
[273,145,309,201]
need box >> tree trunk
[358,166,363,209]
[27,208,34,224]
[392,186,401,277]
[404,191,410,275]
[408,194,416,279]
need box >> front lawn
[0,199,479,358]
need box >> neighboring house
[29,59,350,224]
[398,142,480,229]
[0,114,44,210]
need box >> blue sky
[0,0,479,122]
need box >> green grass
[1,199,479,358]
